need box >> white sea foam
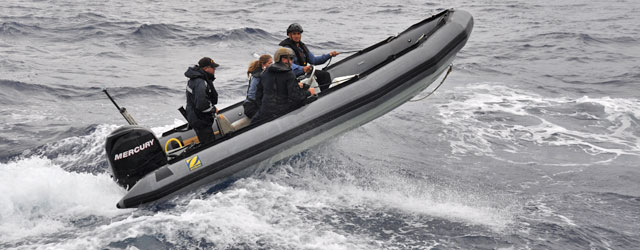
[523,198,578,228]
[268,153,516,233]
[24,124,120,171]
[0,156,127,243]
[438,83,640,165]
[39,179,375,250]
[320,167,516,231]
[0,120,507,248]
[4,154,512,249]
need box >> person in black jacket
[279,23,339,91]
[252,48,316,123]
[185,57,220,144]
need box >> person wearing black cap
[279,23,339,91]
[184,57,220,144]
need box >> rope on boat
[323,50,359,69]
[409,64,453,102]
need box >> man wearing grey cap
[252,47,315,123]
[184,57,220,144]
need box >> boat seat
[329,74,359,89]
[231,117,251,131]
[216,114,235,135]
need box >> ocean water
[1,0,639,249]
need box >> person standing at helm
[279,23,339,92]
[252,48,316,123]
[185,57,220,144]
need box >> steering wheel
[307,66,317,84]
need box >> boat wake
[437,82,640,165]
[0,120,516,249]
[0,156,126,243]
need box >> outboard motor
[105,126,167,189]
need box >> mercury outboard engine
[105,126,167,189]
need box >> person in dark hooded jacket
[252,48,316,123]
[185,57,220,144]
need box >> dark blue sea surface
[1,0,639,249]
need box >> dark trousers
[194,125,215,144]
[315,69,331,91]
[243,100,259,118]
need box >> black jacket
[185,66,218,129]
[279,38,310,66]
[253,62,310,122]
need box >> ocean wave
[132,24,182,39]
[262,147,517,231]
[0,21,42,36]
[437,83,640,164]
[548,70,639,87]
[0,79,62,103]
[578,33,607,44]
[0,80,181,102]
[105,85,182,98]
[559,78,631,86]
[0,20,136,44]
[74,12,107,19]
[202,8,252,15]
[313,40,344,50]
[601,36,638,44]
[0,155,126,244]
[536,31,585,41]
[518,192,640,249]
[196,27,278,43]
[95,51,127,59]
[0,79,57,92]
[0,80,102,102]
[91,21,139,30]
[371,8,404,15]
[131,23,187,40]
[0,135,20,158]
[2,18,140,42]
[536,31,637,46]
[58,21,139,42]
[16,124,116,173]
[3,119,186,170]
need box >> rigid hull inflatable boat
[106,9,474,208]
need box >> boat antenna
[103,88,139,125]
[409,64,453,102]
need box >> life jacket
[279,38,310,66]
[246,69,263,99]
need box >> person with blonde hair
[243,54,273,119]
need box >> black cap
[198,57,220,68]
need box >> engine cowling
[105,126,167,189]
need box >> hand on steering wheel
[303,65,312,73]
